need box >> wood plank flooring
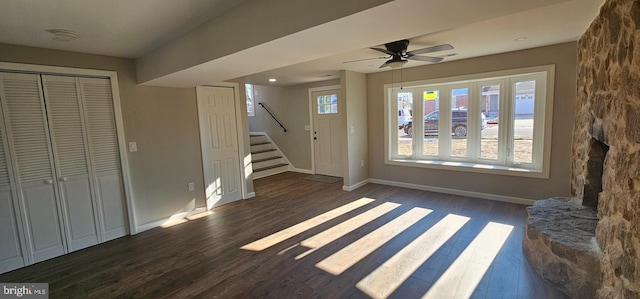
[0,172,567,298]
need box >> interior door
[79,77,128,242]
[41,75,99,252]
[312,89,342,177]
[197,86,242,209]
[0,99,26,273]
[0,72,66,263]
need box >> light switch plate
[305,125,310,131]
[128,142,137,152]
[188,182,195,191]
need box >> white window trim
[384,64,555,179]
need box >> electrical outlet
[188,182,195,191]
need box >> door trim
[197,83,251,201]
[0,62,136,235]
[308,85,340,175]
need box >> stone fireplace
[524,0,640,297]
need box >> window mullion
[498,79,510,165]
[439,86,451,158]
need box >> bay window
[386,65,554,178]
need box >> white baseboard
[135,207,207,233]
[343,179,370,191]
[368,178,535,206]
[245,192,256,199]
[290,167,313,174]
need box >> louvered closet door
[79,77,127,241]
[0,73,66,263]
[0,85,26,273]
[42,75,99,252]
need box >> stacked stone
[573,0,640,297]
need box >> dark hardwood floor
[0,172,567,298]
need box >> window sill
[386,158,548,179]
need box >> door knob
[60,177,68,182]
[44,179,53,184]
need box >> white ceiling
[0,0,247,58]
[0,0,604,87]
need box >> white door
[79,77,128,242]
[0,101,26,273]
[312,89,342,177]
[41,75,99,252]
[0,72,66,263]
[197,86,242,209]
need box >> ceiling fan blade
[408,55,444,63]
[378,60,390,69]
[408,44,454,55]
[370,47,396,56]
[342,56,388,64]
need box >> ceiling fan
[345,39,454,69]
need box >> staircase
[250,133,290,179]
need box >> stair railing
[258,102,287,133]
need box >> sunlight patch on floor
[315,207,432,275]
[356,214,470,299]
[186,210,214,220]
[160,218,188,228]
[240,197,375,251]
[423,222,513,299]
[296,202,401,260]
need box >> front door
[312,89,342,177]
[196,86,242,209]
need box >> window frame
[384,65,555,179]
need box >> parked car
[398,109,412,129]
[403,109,487,138]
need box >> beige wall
[0,43,206,227]
[136,0,392,83]
[341,71,369,187]
[249,79,340,170]
[367,42,577,200]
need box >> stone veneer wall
[573,0,640,297]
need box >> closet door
[0,87,26,273]
[80,78,127,241]
[42,75,99,252]
[0,73,66,263]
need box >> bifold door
[0,72,128,273]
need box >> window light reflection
[296,202,401,260]
[241,197,375,251]
[315,207,432,275]
[356,214,470,299]
[423,222,513,299]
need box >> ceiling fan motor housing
[385,39,410,53]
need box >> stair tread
[250,142,271,146]
[252,156,283,163]
[254,163,289,172]
[250,134,265,137]
[252,149,277,154]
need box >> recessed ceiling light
[515,37,527,42]
[268,78,277,82]
[47,29,78,42]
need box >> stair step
[250,141,271,146]
[253,156,283,163]
[252,149,277,154]
[253,163,289,173]
[250,134,264,137]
